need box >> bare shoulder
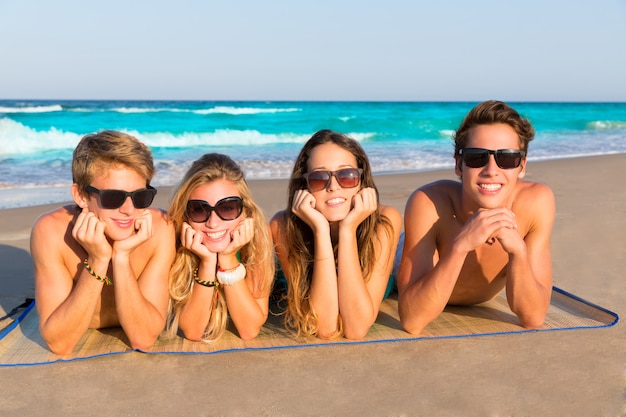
[31,205,76,240]
[30,205,78,260]
[269,210,287,231]
[515,180,555,209]
[148,207,175,231]
[146,208,175,258]
[406,180,460,213]
[380,204,402,229]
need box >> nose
[482,154,499,173]
[205,209,221,227]
[118,195,135,213]
[326,173,341,191]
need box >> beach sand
[0,154,624,416]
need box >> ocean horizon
[1,99,625,209]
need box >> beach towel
[0,287,617,366]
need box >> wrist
[216,263,246,286]
[217,253,239,271]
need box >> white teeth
[327,198,345,205]
[479,183,501,191]
[207,230,227,239]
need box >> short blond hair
[72,130,154,193]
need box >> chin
[106,229,135,242]
[203,240,230,254]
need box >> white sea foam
[0,104,63,113]
[0,118,80,156]
[587,120,626,130]
[107,106,302,115]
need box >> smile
[326,197,346,206]
[479,183,502,191]
[205,230,228,240]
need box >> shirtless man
[30,131,176,355]
[397,100,555,335]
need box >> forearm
[223,279,267,340]
[336,230,376,339]
[178,274,217,341]
[398,245,467,334]
[111,253,166,350]
[308,231,339,338]
[39,274,106,355]
[506,251,552,328]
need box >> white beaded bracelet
[216,263,246,286]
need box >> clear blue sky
[1,0,625,102]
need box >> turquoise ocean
[1,100,625,209]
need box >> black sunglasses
[186,197,244,222]
[86,185,157,209]
[302,168,363,192]
[459,148,526,169]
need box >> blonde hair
[167,153,274,341]
[72,130,154,193]
[282,130,394,338]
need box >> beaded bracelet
[83,259,112,286]
[193,268,219,288]
[216,263,246,286]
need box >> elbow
[41,328,78,356]
[46,340,77,356]
[128,333,159,351]
[398,307,427,335]
[236,316,265,340]
[400,319,426,336]
[343,326,369,340]
[238,326,261,341]
[180,326,205,342]
[518,313,546,330]
[342,316,376,340]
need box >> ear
[454,155,463,177]
[518,158,527,179]
[71,184,90,208]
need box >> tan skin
[31,166,176,355]
[271,143,402,339]
[177,178,268,341]
[397,124,555,335]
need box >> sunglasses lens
[133,189,156,208]
[186,201,209,223]
[336,168,361,188]
[215,198,244,220]
[495,151,523,169]
[306,171,331,191]
[462,149,523,169]
[186,198,243,222]
[462,150,489,168]
[100,190,127,209]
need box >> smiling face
[73,165,149,241]
[306,142,361,222]
[187,178,244,253]
[455,123,526,210]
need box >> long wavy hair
[167,153,274,342]
[282,130,394,338]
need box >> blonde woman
[167,153,274,341]
[270,130,402,340]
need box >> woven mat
[0,287,617,366]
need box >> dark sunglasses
[186,196,244,222]
[86,185,157,209]
[302,168,363,192]
[459,148,526,169]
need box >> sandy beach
[0,154,624,416]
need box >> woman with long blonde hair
[270,130,402,339]
[168,153,274,341]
